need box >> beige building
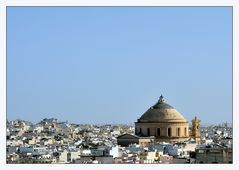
[190,116,201,144]
[195,148,232,163]
[117,95,201,146]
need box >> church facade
[117,95,201,146]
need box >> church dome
[138,95,187,123]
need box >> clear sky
[7,7,232,125]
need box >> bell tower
[191,116,201,144]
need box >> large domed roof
[138,95,187,123]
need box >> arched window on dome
[157,128,161,136]
[168,128,172,137]
[177,128,180,137]
[147,128,150,136]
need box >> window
[67,153,71,162]
[198,150,205,153]
[139,128,142,135]
[147,128,150,136]
[177,128,180,136]
[168,128,171,137]
[157,128,161,136]
[184,127,187,136]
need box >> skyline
[7,7,232,124]
[6,117,232,127]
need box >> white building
[110,145,119,158]
[20,145,47,156]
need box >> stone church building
[117,95,201,146]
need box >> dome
[138,95,187,123]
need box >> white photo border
[0,1,238,170]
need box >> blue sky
[7,7,232,125]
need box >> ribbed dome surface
[138,95,187,123]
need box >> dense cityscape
[6,118,232,164]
